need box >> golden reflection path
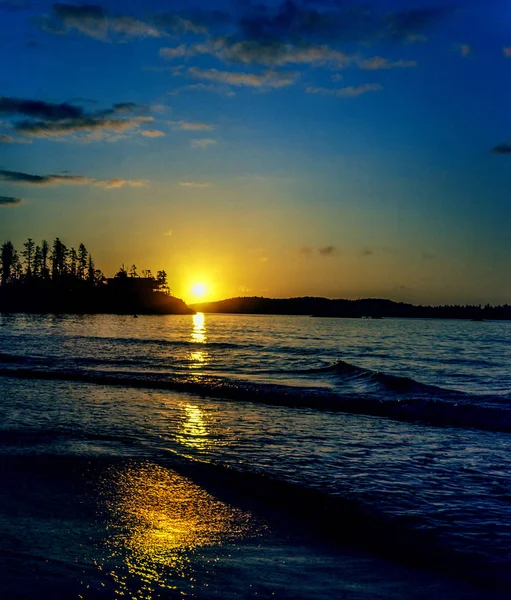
[189,313,209,372]
[176,404,209,452]
[191,313,206,344]
[99,462,262,599]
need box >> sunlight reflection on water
[98,462,263,599]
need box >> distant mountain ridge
[191,296,511,320]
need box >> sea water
[0,313,510,598]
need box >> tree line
[1,238,101,287]
[0,238,169,292]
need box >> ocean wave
[0,449,507,592]
[290,359,450,394]
[0,364,510,433]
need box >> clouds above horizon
[306,83,382,97]
[0,96,159,142]
[0,168,146,188]
[0,195,23,206]
[188,66,299,88]
[37,3,164,41]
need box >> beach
[0,313,510,598]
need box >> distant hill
[191,296,511,320]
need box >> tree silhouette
[51,238,68,279]
[41,240,50,279]
[33,245,42,278]
[1,241,15,285]
[22,238,35,277]
[77,243,88,280]
[69,247,78,278]
[115,264,128,278]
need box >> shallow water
[0,313,510,597]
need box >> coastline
[1,451,504,600]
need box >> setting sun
[191,283,207,299]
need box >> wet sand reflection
[99,462,262,599]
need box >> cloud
[141,129,165,138]
[211,2,450,45]
[153,12,207,36]
[503,47,511,57]
[360,248,374,257]
[163,229,173,236]
[184,38,354,68]
[39,3,163,41]
[190,138,217,149]
[15,115,153,139]
[306,83,382,97]
[492,143,511,154]
[188,66,299,88]
[0,133,14,143]
[159,45,189,60]
[0,195,23,206]
[0,95,84,120]
[359,56,417,70]
[179,181,212,188]
[299,246,313,257]
[0,169,92,186]
[0,96,156,142]
[170,120,215,131]
[318,245,335,256]
[93,178,147,189]
[0,169,146,188]
[168,83,236,98]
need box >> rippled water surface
[0,313,510,598]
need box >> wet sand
[0,454,504,600]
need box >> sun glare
[191,283,207,299]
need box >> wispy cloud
[159,45,188,60]
[168,83,236,98]
[190,138,217,149]
[170,120,215,131]
[318,245,336,256]
[0,95,84,120]
[93,178,147,189]
[38,3,164,41]
[0,195,23,206]
[140,129,165,138]
[306,83,382,98]
[0,169,146,188]
[503,47,511,57]
[179,181,213,188]
[359,56,417,70]
[188,66,299,88]
[172,38,354,69]
[492,143,511,154]
[0,96,157,142]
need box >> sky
[0,0,510,305]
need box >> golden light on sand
[100,462,265,599]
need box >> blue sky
[0,0,510,303]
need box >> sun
[191,283,207,299]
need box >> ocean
[0,312,510,599]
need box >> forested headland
[191,297,511,320]
[0,238,193,314]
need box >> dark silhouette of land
[2,238,509,319]
[0,238,193,314]
[191,297,511,320]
